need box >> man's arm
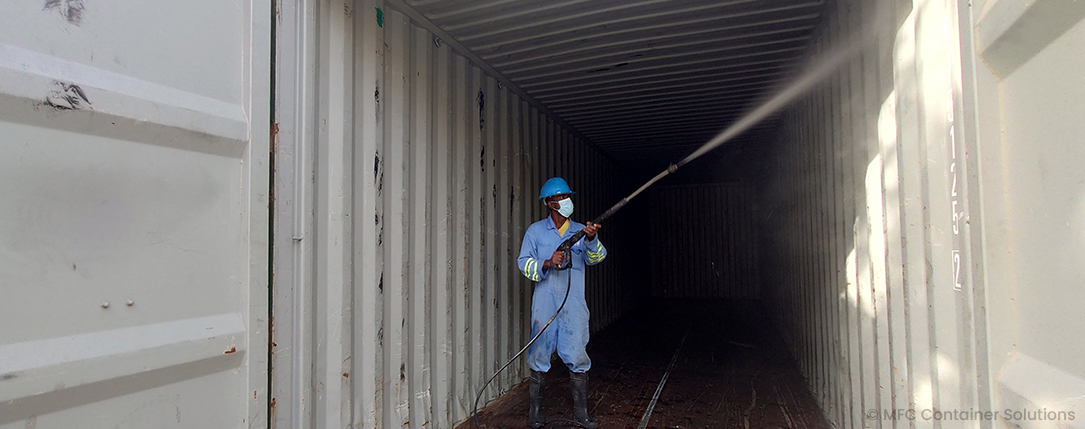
[519,226,564,281]
[582,223,606,265]
[517,231,542,281]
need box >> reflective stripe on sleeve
[522,259,533,279]
[586,240,606,263]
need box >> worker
[517,177,606,429]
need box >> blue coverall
[517,218,607,373]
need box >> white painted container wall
[760,0,1085,427]
[649,184,760,300]
[0,1,270,428]
[271,2,646,428]
[760,0,990,427]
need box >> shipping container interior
[270,0,1085,429]
[6,0,1085,427]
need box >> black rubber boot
[528,370,546,428]
[569,372,599,429]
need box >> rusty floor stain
[456,299,831,429]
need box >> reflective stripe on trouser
[527,273,591,373]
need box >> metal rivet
[126,300,134,306]
[100,302,110,308]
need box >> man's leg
[527,292,558,427]
[554,300,591,372]
[528,370,546,428]
[556,302,598,428]
[527,293,559,372]
[569,372,599,429]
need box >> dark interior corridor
[459,299,830,429]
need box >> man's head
[545,192,572,211]
[540,177,575,218]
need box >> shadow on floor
[457,299,830,429]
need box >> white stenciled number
[952,200,959,234]
[953,251,962,291]
[951,165,957,197]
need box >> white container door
[0,1,270,428]
[973,0,1085,420]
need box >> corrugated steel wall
[271,1,646,428]
[649,184,759,299]
[757,0,993,428]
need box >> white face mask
[556,198,574,218]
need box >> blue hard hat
[539,177,575,200]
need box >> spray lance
[472,31,869,427]
[552,162,677,268]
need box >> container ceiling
[400,0,826,179]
